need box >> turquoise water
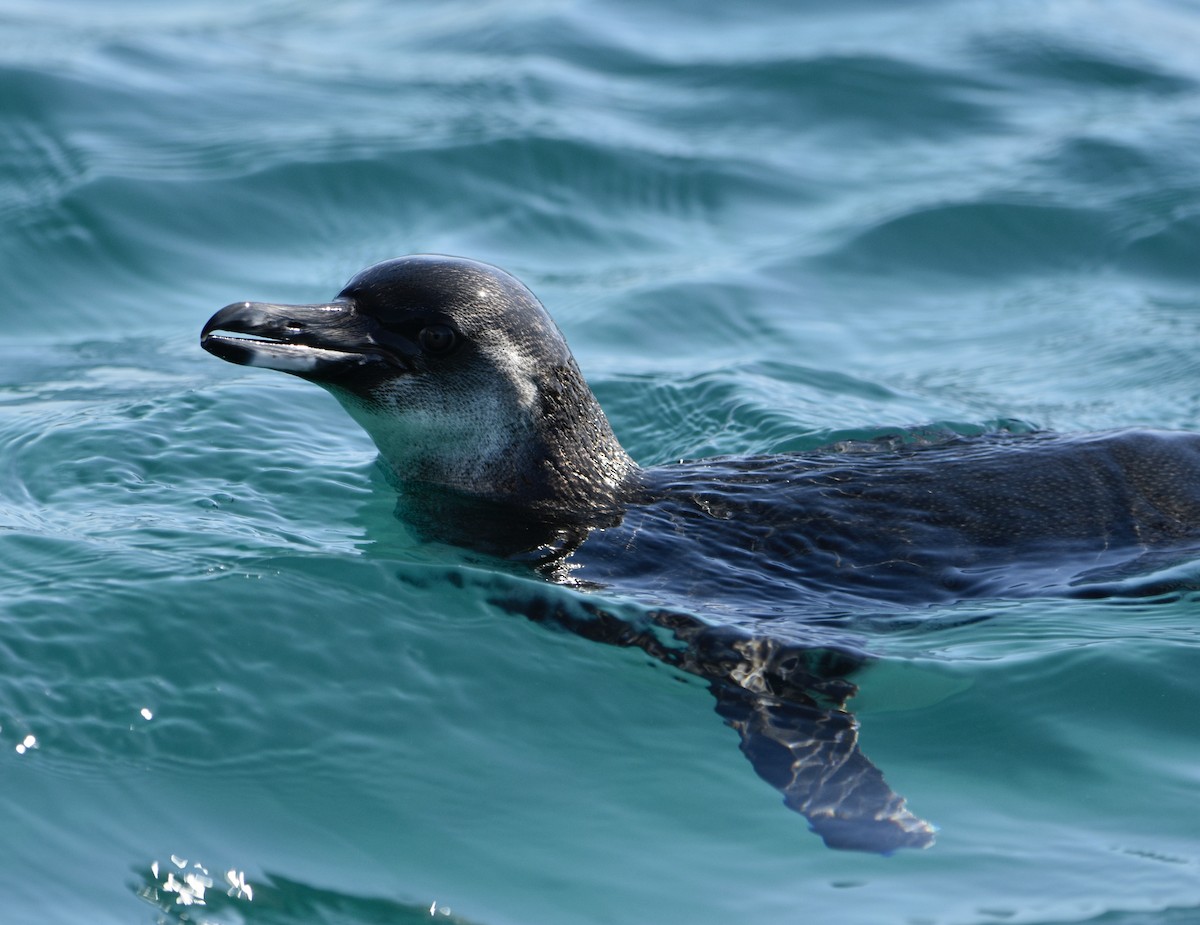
[2,0,1200,922]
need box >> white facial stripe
[483,341,538,409]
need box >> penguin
[201,254,1200,851]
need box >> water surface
[2,1,1199,922]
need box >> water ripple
[2,1,1200,922]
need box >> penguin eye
[418,324,458,356]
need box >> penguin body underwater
[202,255,1200,851]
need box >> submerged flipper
[709,681,935,851]
[495,588,935,852]
[675,622,936,852]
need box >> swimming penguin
[201,255,1200,852]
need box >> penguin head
[202,255,634,512]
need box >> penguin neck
[347,357,639,520]
[519,357,639,515]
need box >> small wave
[599,363,902,463]
[137,858,478,925]
[821,198,1115,279]
[976,32,1197,95]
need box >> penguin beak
[201,299,397,379]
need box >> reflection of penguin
[202,254,1200,851]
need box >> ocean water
[2,0,1199,922]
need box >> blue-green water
[2,0,1200,922]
